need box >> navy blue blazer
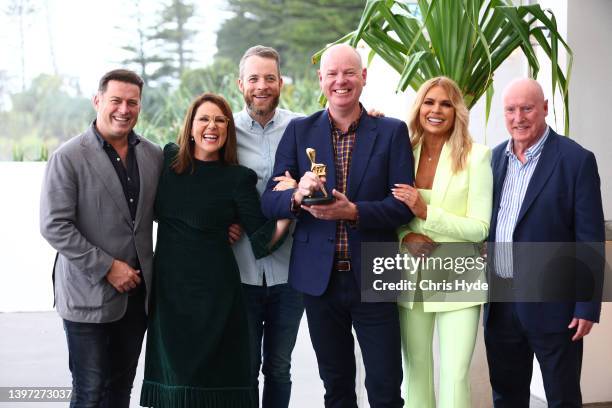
[485,129,604,332]
[261,110,415,296]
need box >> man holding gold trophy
[261,44,414,407]
[302,147,333,205]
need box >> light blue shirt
[494,126,550,278]
[232,107,303,286]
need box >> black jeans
[63,290,147,408]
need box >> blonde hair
[408,76,472,173]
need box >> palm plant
[314,0,572,133]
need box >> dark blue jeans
[242,283,304,408]
[62,290,147,408]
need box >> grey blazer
[40,125,163,323]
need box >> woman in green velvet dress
[140,93,291,408]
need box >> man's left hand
[301,189,358,221]
[568,318,594,341]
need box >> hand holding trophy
[302,148,335,205]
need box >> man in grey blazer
[40,69,163,408]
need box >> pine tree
[116,0,171,85]
[149,0,197,83]
[216,0,364,80]
[5,0,37,91]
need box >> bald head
[320,44,363,71]
[318,44,366,119]
[502,78,546,105]
[502,78,549,152]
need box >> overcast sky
[0,0,230,96]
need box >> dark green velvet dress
[141,143,276,408]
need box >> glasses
[198,115,230,128]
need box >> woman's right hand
[401,232,437,257]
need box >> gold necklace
[422,140,444,162]
[422,144,435,162]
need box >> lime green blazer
[397,141,493,312]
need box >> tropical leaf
[314,0,572,134]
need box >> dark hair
[98,69,144,95]
[172,93,238,174]
[239,45,281,78]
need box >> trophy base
[302,196,335,206]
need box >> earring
[190,136,194,142]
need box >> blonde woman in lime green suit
[392,76,493,408]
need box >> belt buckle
[336,260,351,271]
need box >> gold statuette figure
[303,147,334,205]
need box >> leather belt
[334,259,351,271]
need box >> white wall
[0,162,56,312]
[532,0,612,403]
[567,0,612,219]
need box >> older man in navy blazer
[484,78,604,407]
[261,44,414,407]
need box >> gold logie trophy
[302,148,335,205]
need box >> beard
[245,92,280,119]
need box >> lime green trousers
[398,303,480,408]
